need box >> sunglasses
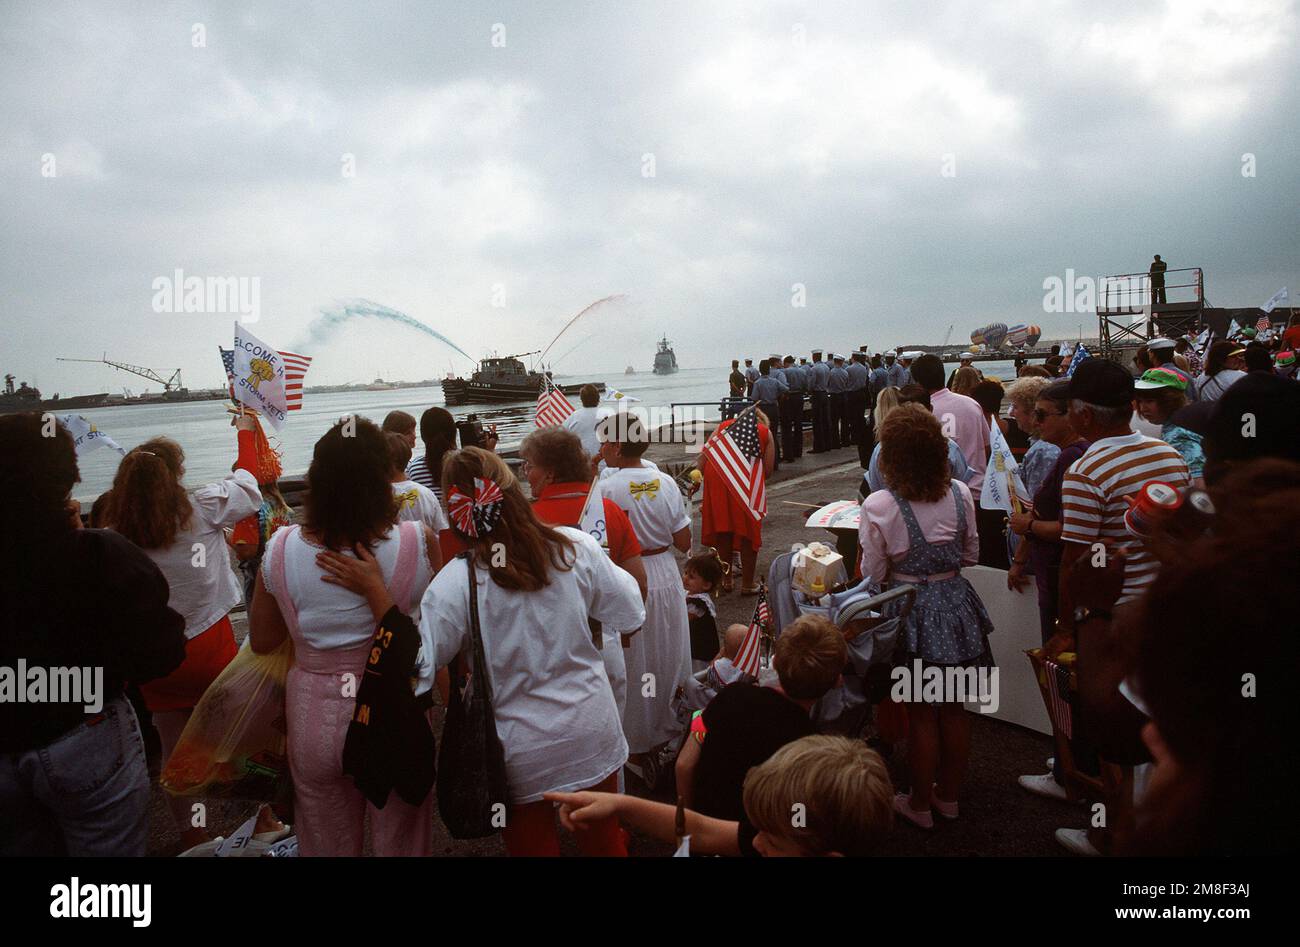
[1033,408,1063,421]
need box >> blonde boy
[546,734,893,856]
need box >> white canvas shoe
[1018,773,1072,802]
[1055,828,1101,856]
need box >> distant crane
[58,353,184,391]
[939,323,955,351]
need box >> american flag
[1044,657,1073,739]
[279,350,312,411]
[700,404,766,520]
[219,345,312,411]
[535,375,575,427]
[733,584,771,678]
[219,346,236,399]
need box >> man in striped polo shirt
[1057,359,1190,632]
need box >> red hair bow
[447,477,505,538]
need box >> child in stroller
[766,550,915,741]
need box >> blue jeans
[0,695,151,856]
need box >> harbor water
[68,361,1019,503]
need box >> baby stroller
[766,551,916,738]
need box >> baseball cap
[1134,366,1189,392]
[1067,358,1134,407]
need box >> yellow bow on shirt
[397,489,419,511]
[628,479,660,501]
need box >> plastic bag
[161,639,293,803]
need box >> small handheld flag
[58,414,125,456]
[981,417,1028,513]
[1065,343,1090,378]
[228,326,313,431]
[577,481,609,551]
[535,375,575,427]
[222,344,310,411]
[733,584,771,678]
[1261,287,1289,315]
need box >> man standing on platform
[781,355,806,461]
[743,358,759,396]
[751,359,786,472]
[808,349,831,453]
[1149,254,1167,305]
[828,353,850,450]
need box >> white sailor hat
[1147,336,1177,351]
[884,350,896,358]
[959,351,974,360]
[832,352,845,361]
[902,350,922,359]
[811,348,823,355]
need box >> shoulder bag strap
[463,552,494,705]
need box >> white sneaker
[1055,827,1101,856]
[1018,773,1072,802]
[893,793,934,830]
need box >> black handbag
[436,552,509,838]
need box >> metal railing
[1099,266,1203,313]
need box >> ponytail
[107,438,192,549]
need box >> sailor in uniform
[846,350,871,461]
[780,355,806,461]
[749,359,787,471]
[827,353,850,450]
[884,350,905,388]
[808,349,831,453]
[743,358,759,396]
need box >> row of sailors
[742,348,932,401]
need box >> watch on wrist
[1073,605,1113,625]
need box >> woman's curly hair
[519,427,590,483]
[107,437,193,549]
[878,403,950,503]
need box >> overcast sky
[3,0,1297,391]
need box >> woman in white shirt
[248,417,440,856]
[1195,341,1247,401]
[106,416,263,849]
[597,414,693,772]
[320,447,644,856]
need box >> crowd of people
[2,317,1298,858]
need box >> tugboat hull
[441,378,604,406]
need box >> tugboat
[439,352,606,406]
[0,373,110,415]
[652,336,678,375]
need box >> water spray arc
[302,299,475,362]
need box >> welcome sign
[231,322,289,430]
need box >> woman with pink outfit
[250,417,442,856]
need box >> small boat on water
[652,336,678,375]
[624,365,635,375]
[440,353,605,406]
